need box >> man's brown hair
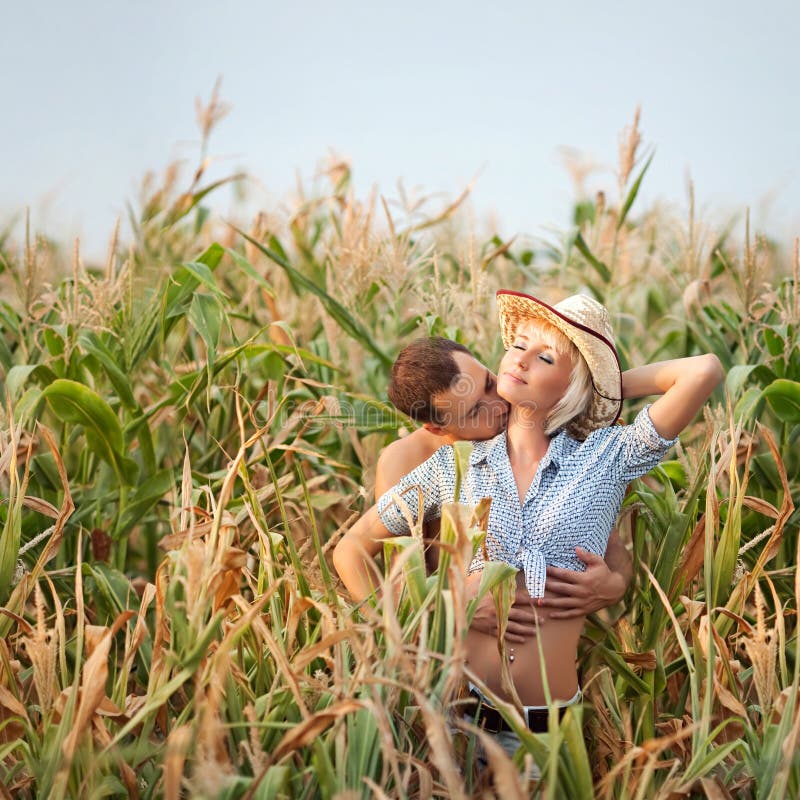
[388,337,472,423]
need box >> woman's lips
[503,371,527,385]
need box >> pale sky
[3,0,798,261]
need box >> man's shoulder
[376,429,449,492]
[378,429,446,471]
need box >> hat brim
[496,290,623,437]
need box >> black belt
[466,688,567,734]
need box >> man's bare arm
[374,431,439,498]
[333,505,394,602]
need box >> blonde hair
[512,321,593,436]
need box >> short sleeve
[617,404,678,480]
[376,447,451,534]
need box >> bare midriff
[465,578,584,706]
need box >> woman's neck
[505,409,551,463]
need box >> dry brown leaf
[91,716,140,799]
[0,684,28,721]
[741,496,780,519]
[417,696,464,798]
[698,776,734,800]
[680,595,706,628]
[620,651,657,671]
[272,700,363,761]
[752,424,794,570]
[0,609,33,635]
[164,724,193,800]
[471,726,528,799]
[121,582,157,676]
[95,696,125,717]
[62,611,134,759]
[291,629,354,671]
[21,495,59,518]
[714,678,748,717]
[673,514,707,592]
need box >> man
[375,336,632,642]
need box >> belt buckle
[468,689,504,734]
[524,707,550,733]
[478,706,503,734]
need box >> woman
[333,290,723,738]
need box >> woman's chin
[497,381,522,403]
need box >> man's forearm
[332,505,393,602]
[332,536,382,602]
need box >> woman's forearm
[622,355,716,399]
[621,354,724,439]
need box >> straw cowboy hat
[496,290,623,438]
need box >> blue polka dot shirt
[377,406,677,598]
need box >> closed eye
[538,353,554,364]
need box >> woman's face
[497,320,574,415]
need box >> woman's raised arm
[622,353,724,440]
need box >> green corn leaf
[78,331,137,409]
[114,468,174,537]
[617,151,655,231]
[734,386,764,423]
[42,378,138,485]
[161,243,225,335]
[762,378,800,423]
[43,326,65,357]
[762,326,786,357]
[12,387,43,425]
[573,232,612,283]
[465,561,519,623]
[3,364,41,399]
[224,246,277,297]
[558,705,594,798]
[0,441,23,604]
[188,292,223,353]
[83,562,138,618]
[452,440,473,502]
[652,510,690,593]
[603,647,652,694]
[179,259,228,300]
[725,364,758,399]
[384,536,428,609]
[188,290,225,407]
[163,174,244,226]
[236,227,392,369]
[311,739,339,796]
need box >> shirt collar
[468,429,570,469]
[544,431,570,467]
[468,433,505,466]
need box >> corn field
[0,105,799,799]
